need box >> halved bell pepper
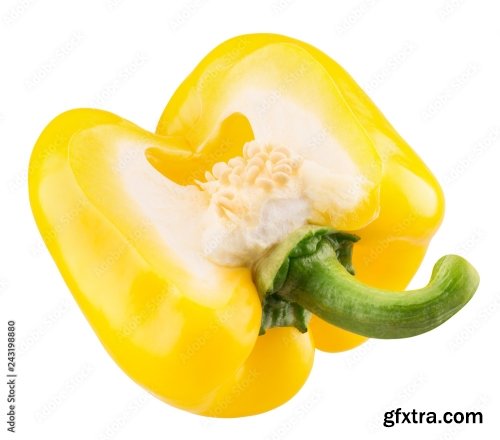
[29,34,478,417]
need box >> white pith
[198,140,366,266]
[70,123,371,299]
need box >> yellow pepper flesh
[156,34,444,353]
[29,108,314,416]
[30,34,445,416]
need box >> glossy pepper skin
[29,109,314,417]
[30,34,444,416]
[155,34,445,352]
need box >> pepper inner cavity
[197,140,367,267]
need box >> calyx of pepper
[253,226,479,338]
[255,226,358,334]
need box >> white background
[1,0,499,439]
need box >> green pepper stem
[253,226,479,339]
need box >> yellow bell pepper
[29,34,478,417]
